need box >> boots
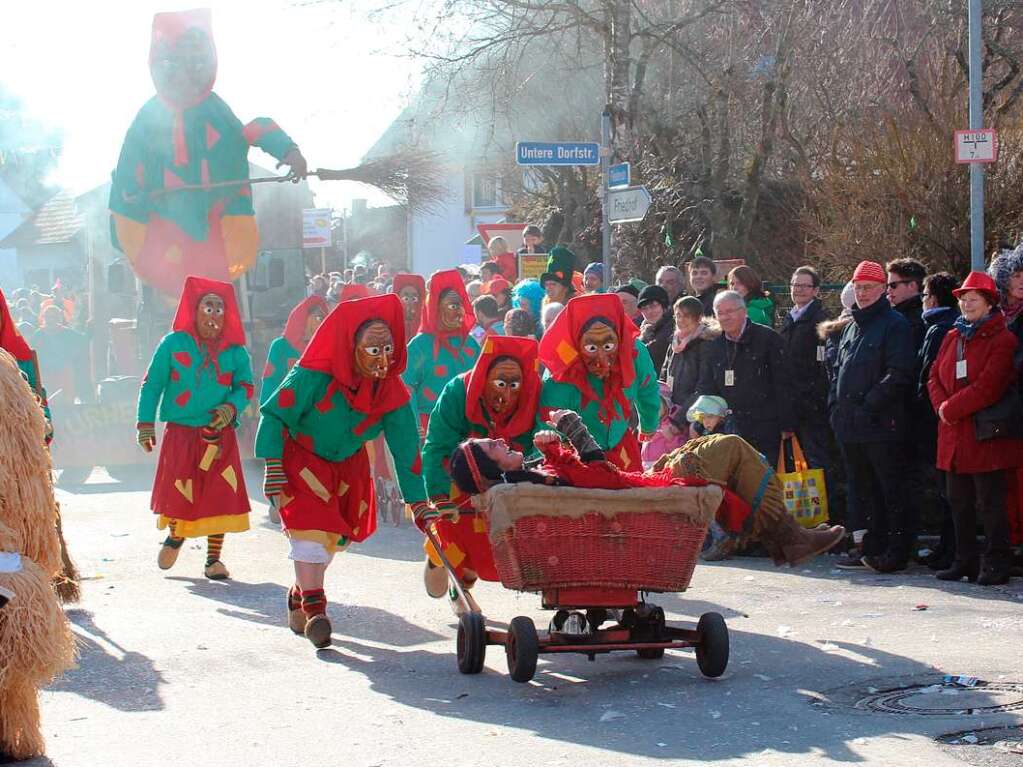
[936,559,979,583]
[977,555,1011,586]
[759,512,846,567]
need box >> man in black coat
[697,290,795,466]
[688,255,722,317]
[779,266,831,473]
[830,261,916,572]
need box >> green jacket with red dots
[254,365,427,503]
[259,336,300,407]
[401,332,481,421]
[137,331,254,428]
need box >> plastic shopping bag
[776,436,828,529]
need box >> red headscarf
[463,336,540,441]
[298,294,410,436]
[172,275,246,352]
[538,293,639,425]
[392,273,426,336]
[282,295,329,352]
[0,289,32,362]
[420,269,476,358]
[339,283,371,302]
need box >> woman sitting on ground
[449,411,845,568]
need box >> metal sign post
[968,0,984,271]
[601,108,612,287]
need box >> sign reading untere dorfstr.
[515,141,600,166]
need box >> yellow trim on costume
[424,537,466,569]
[221,465,238,492]
[473,517,487,534]
[157,513,249,538]
[199,444,218,471]
[300,467,331,502]
[337,480,350,497]
[174,479,194,503]
[287,528,350,555]
[111,213,147,266]
[221,215,259,280]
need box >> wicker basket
[480,483,721,594]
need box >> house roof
[0,191,83,248]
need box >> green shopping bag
[776,435,829,529]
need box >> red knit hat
[852,261,886,284]
[953,271,1001,306]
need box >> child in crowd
[687,395,736,440]
[641,382,688,470]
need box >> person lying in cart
[255,294,429,649]
[418,336,542,610]
[450,411,845,568]
[538,293,660,471]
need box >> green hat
[540,245,577,289]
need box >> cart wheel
[695,612,729,678]
[506,616,539,683]
[636,647,665,660]
[456,612,487,675]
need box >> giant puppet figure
[419,336,542,608]
[402,270,481,436]
[109,9,307,295]
[539,293,661,471]
[255,295,428,649]
[137,276,255,579]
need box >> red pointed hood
[282,295,329,353]
[538,293,639,425]
[149,9,217,107]
[339,283,371,302]
[298,294,410,435]
[171,275,246,353]
[0,289,32,362]
[392,272,426,335]
[421,269,476,358]
[463,335,541,441]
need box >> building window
[471,172,499,209]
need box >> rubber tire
[456,612,487,675]
[506,616,539,683]
[636,647,665,660]
[695,612,729,678]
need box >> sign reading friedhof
[607,185,652,224]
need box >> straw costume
[0,351,75,761]
[0,289,51,434]
[539,294,660,471]
[419,336,542,600]
[255,294,427,648]
[137,276,254,579]
[109,9,306,295]
[403,270,481,435]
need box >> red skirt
[152,423,250,537]
[424,513,499,582]
[605,429,643,472]
[280,437,377,550]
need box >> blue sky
[1,0,423,211]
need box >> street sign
[955,129,998,163]
[608,162,630,188]
[607,185,652,224]
[516,141,600,166]
[302,208,332,249]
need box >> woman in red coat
[928,271,1023,585]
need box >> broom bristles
[315,150,448,213]
[53,503,80,605]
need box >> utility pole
[600,107,612,286]
[968,0,984,270]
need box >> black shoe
[977,556,1011,586]
[936,559,979,582]
[834,552,868,570]
[861,552,908,574]
[925,547,955,571]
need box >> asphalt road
[24,465,1023,767]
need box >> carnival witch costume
[539,293,660,470]
[403,270,481,436]
[137,276,254,579]
[260,295,328,406]
[0,350,75,761]
[255,295,428,648]
[109,9,306,295]
[392,272,426,341]
[419,336,542,604]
